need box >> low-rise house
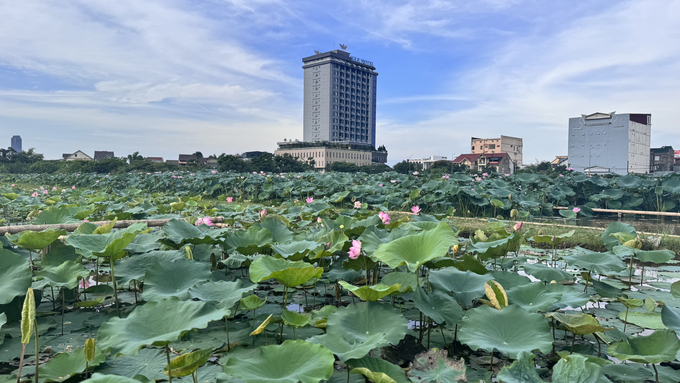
[551,155,568,169]
[94,151,115,161]
[178,154,197,165]
[452,153,515,174]
[650,146,675,172]
[62,150,93,161]
[406,155,448,170]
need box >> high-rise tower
[11,135,22,153]
[302,49,378,147]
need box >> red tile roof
[452,153,481,163]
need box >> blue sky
[2,0,680,165]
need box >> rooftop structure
[471,135,523,166]
[62,150,93,161]
[94,151,115,161]
[452,152,515,174]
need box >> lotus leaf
[507,283,559,313]
[459,305,553,358]
[617,311,665,330]
[257,217,294,243]
[223,339,334,383]
[326,302,408,346]
[636,249,674,264]
[522,263,573,282]
[164,348,212,378]
[249,257,323,288]
[551,353,606,383]
[380,272,418,293]
[82,374,141,383]
[413,287,464,327]
[563,248,626,274]
[309,305,338,328]
[96,348,169,380]
[281,310,309,328]
[250,314,274,336]
[34,260,90,290]
[339,282,401,301]
[531,230,575,246]
[188,280,256,308]
[347,356,410,383]
[272,240,321,260]
[0,249,32,304]
[160,218,219,247]
[602,222,636,251]
[240,295,266,310]
[66,226,147,261]
[308,332,386,362]
[407,348,466,383]
[97,298,228,356]
[483,280,508,310]
[39,346,105,382]
[661,305,680,332]
[115,250,185,285]
[496,351,546,383]
[372,222,458,272]
[429,268,488,308]
[141,258,212,301]
[546,312,612,335]
[602,364,653,383]
[672,281,680,298]
[225,226,273,255]
[8,229,66,251]
[608,329,680,364]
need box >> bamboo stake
[0,217,225,235]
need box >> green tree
[251,153,277,173]
[127,152,144,164]
[274,154,313,172]
[328,162,359,173]
[393,160,422,174]
[217,154,254,173]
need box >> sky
[2,0,680,165]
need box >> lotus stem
[640,264,645,286]
[110,260,121,318]
[653,364,659,383]
[570,332,576,354]
[489,349,494,371]
[283,286,288,309]
[192,371,198,383]
[225,316,230,351]
[623,308,629,332]
[166,345,172,383]
[439,325,446,345]
[427,318,431,349]
[17,344,26,383]
[61,289,65,335]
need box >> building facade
[568,112,651,175]
[650,146,675,173]
[452,153,515,174]
[62,150,93,161]
[274,141,386,171]
[11,135,22,153]
[302,49,378,147]
[471,135,523,166]
[406,155,448,170]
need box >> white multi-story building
[567,112,651,175]
[302,49,378,147]
[406,155,448,170]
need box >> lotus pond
[2,172,680,383]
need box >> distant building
[302,49,378,147]
[147,157,164,163]
[178,154,197,165]
[568,112,651,175]
[238,151,270,160]
[11,135,22,153]
[406,155,448,171]
[471,135,523,166]
[452,153,515,174]
[274,141,387,171]
[94,151,115,161]
[551,155,569,169]
[62,150,93,161]
[650,146,675,173]
[165,160,179,165]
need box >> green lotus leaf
[281,310,309,328]
[459,305,553,358]
[225,226,273,255]
[545,283,591,308]
[164,348,212,378]
[358,226,409,256]
[413,287,464,326]
[546,312,612,335]
[0,249,32,304]
[0,313,6,330]
[272,240,321,260]
[249,257,323,288]
[636,249,674,264]
[531,230,575,246]
[466,235,515,261]
[608,329,680,364]
[42,242,80,268]
[506,283,559,313]
[380,272,418,293]
[160,219,217,248]
[255,217,294,243]
[618,297,643,309]
[326,302,407,346]
[188,280,256,308]
[590,280,622,298]
[496,351,546,383]
[618,311,665,330]
[223,339,334,383]
[82,374,141,383]
[39,346,105,382]
[240,294,266,310]
[602,364,653,383]
[115,250,185,285]
[407,348,466,383]
[95,348,167,381]
[339,282,401,301]
[97,298,228,356]
[373,222,458,272]
[66,225,148,260]
[308,332,386,362]
[551,353,607,383]
[661,305,680,332]
[563,248,626,274]
[311,230,349,259]
[429,268,488,309]
[672,281,680,298]
[522,263,574,282]
[34,260,90,290]
[602,222,636,251]
[347,356,410,383]
[310,305,338,328]
[141,258,212,301]
[8,229,66,251]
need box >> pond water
[539,214,680,235]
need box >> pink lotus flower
[306,197,314,203]
[43,190,48,194]
[411,206,421,215]
[504,174,510,177]
[72,186,76,189]
[81,219,89,223]
[559,174,564,177]
[40,187,44,190]
[259,209,267,219]
[227,197,233,203]
[378,212,391,225]
[413,171,419,175]
[482,173,488,177]
[390,180,397,183]
[475,177,482,181]
[61,189,66,193]
[566,167,574,171]
[11,184,14,187]
[52,187,57,191]
[79,278,91,289]
[31,192,38,197]
[514,222,523,231]
[203,217,214,226]
[211,170,217,174]
[294,199,299,203]
[379,184,383,187]
[354,201,362,209]
[348,240,362,259]
[573,207,581,213]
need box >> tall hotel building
[302,49,378,147]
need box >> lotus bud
[510,209,518,219]
[508,194,512,201]
[452,245,459,253]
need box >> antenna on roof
[339,43,347,50]
[314,50,320,54]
